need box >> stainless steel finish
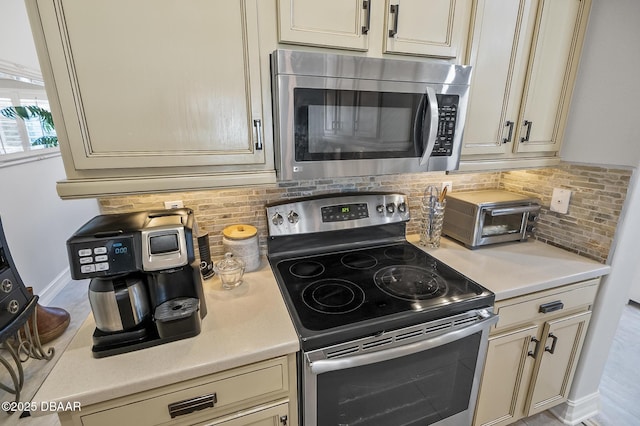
[253,119,263,150]
[141,225,188,271]
[266,193,409,236]
[303,308,498,426]
[419,86,439,166]
[443,189,541,248]
[271,49,472,180]
[487,205,541,216]
[89,277,150,333]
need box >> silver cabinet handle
[389,4,400,37]
[362,0,372,34]
[503,120,514,143]
[168,393,217,418]
[253,119,263,150]
[521,120,532,142]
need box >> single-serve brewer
[67,208,207,357]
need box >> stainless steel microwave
[442,190,541,249]
[271,50,472,181]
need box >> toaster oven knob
[287,210,299,224]
[1,278,12,293]
[271,213,284,226]
[526,225,537,233]
[397,202,407,213]
[385,203,396,214]
[7,299,19,314]
[376,204,385,214]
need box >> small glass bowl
[214,252,245,289]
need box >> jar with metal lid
[222,224,260,272]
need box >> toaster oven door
[476,205,539,246]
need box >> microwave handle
[419,87,439,166]
[487,205,540,217]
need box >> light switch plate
[550,188,571,214]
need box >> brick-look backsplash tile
[98,163,631,264]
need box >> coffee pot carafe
[88,275,150,333]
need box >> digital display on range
[321,203,369,222]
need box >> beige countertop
[408,235,611,301]
[32,236,610,416]
[31,258,299,415]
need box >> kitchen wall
[99,163,630,265]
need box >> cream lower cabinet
[474,279,598,426]
[276,0,472,61]
[461,0,591,170]
[57,355,298,426]
[25,0,276,198]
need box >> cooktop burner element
[374,265,448,301]
[341,253,378,269]
[266,192,494,351]
[302,279,365,314]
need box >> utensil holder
[420,197,446,248]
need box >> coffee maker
[67,208,207,358]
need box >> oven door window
[315,332,481,425]
[294,88,424,161]
[481,211,524,238]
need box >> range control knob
[1,279,12,293]
[271,213,284,226]
[287,210,300,224]
[7,299,19,314]
[376,204,385,214]
[397,202,407,213]
[386,203,396,214]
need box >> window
[0,81,58,162]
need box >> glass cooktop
[272,242,493,349]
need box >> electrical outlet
[164,200,184,209]
[441,181,452,194]
[550,188,571,214]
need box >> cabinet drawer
[494,279,599,332]
[80,358,288,426]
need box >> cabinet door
[277,0,368,51]
[199,402,289,426]
[383,0,472,60]
[515,0,589,153]
[525,311,592,416]
[474,325,538,426]
[35,0,265,170]
[462,0,538,155]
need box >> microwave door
[418,87,439,166]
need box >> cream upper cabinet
[461,0,591,168]
[277,0,472,61]
[26,0,276,198]
[474,279,598,426]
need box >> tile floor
[1,285,638,426]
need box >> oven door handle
[418,87,439,166]
[308,312,498,375]
[486,205,540,217]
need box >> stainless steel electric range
[266,192,498,426]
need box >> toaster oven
[443,190,540,248]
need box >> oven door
[302,310,498,426]
[274,74,465,181]
[474,204,540,247]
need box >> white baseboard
[37,267,71,306]
[550,392,601,425]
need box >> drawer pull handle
[539,300,564,313]
[168,393,217,418]
[545,333,559,354]
[527,337,540,358]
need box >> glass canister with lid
[222,224,260,272]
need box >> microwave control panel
[432,94,459,157]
